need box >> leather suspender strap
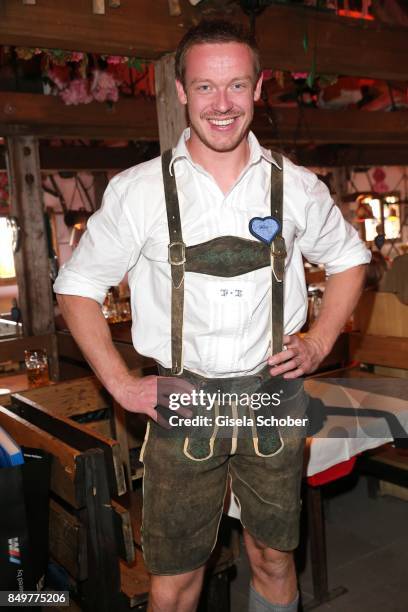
[161,148,285,372]
[162,149,185,375]
[269,153,286,356]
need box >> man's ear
[176,80,188,105]
[253,72,263,102]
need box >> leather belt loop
[270,153,285,356]
[162,150,185,375]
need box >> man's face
[176,42,262,154]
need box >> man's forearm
[306,264,367,357]
[56,294,130,395]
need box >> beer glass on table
[24,349,50,388]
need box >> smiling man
[54,20,370,612]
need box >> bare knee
[149,567,204,612]
[244,530,294,582]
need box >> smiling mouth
[206,116,240,127]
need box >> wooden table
[302,368,408,609]
[0,372,29,405]
[0,372,58,406]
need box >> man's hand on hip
[268,334,326,379]
[113,374,193,426]
[113,374,159,419]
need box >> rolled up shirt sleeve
[53,181,140,304]
[296,174,371,275]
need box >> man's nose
[213,88,233,113]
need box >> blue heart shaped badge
[249,216,281,246]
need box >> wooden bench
[0,402,145,610]
[15,371,148,484]
[1,378,239,610]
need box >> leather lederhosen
[161,149,286,376]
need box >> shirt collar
[169,128,282,175]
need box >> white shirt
[54,129,371,377]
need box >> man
[54,20,370,612]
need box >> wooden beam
[0,93,158,140]
[292,145,408,167]
[2,92,408,144]
[2,2,408,80]
[256,5,408,81]
[0,143,160,171]
[3,142,408,171]
[155,54,187,152]
[6,136,57,342]
[251,106,408,145]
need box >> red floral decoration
[0,173,10,213]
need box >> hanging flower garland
[4,46,155,106]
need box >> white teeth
[208,118,235,126]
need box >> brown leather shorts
[140,369,307,575]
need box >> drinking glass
[24,349,50,388]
